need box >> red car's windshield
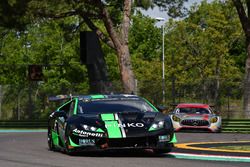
[174,107,211,114]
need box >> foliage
[135,0,188,17]
[0,18,89,119]
[0,0,247,119]
[129,12,161,60]
[128,13,163,104]
[164,0,243,105]
[0,0,189,95]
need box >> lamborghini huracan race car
[48,94,177,154]
[170,103,221,132]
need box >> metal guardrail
[222,119,250,133]
[0,119,250,133]
[0,120,47,129]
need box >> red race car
[169,103,221,132]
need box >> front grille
[178,128,211,132]
[181,119,209,126]
[108,137,157,148]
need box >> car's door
[63,100,77,139]
[56,100,75,144]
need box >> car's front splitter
[68,134,175,152]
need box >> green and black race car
[48,94,177,154]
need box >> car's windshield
[78,99,156,114]
[174,107,211,114]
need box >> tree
[165,0,243,111]
[0,18,90,119]
[0,0,187,94]
[232,0,250,118]
[129,13,162,103]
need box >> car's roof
[78,94,140,101]
[49,94,140,102]
[176,103,210,109]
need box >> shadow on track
[49,148,171,158]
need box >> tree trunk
[232,0,250,118]
[99,0,136,94]
[117,45,136,94]
[215,55,221,113]
[243,38,250,118]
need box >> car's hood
[100,111,168,137]
[174,113,214,120]
[72,111,166,138]
[77,111,158,122]
[98,111,160,127]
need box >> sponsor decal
[79,139,95,146]
[100,113,144,138]
[73,128,103,137]
[105,122,144,128]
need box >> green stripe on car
[74,98,78,115]
[91,95,105,99]
[104,121,123,138]
[101,113,124,138]
[96,128,104,133]
[69,136,79,147]
[170,133,177,143]
[101,113,115,121]
[52,130,59,146]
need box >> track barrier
[0,119,249,133]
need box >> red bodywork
[176,103,210,109]
[173,103,218,132]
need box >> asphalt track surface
[0,131,249,167]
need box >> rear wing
[48,95,73,102]
[48,94,140,102]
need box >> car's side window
[69,101,75,117]
[58,100,72,117]
[175,108,180,113]
[78,104,84,114]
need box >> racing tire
[153,148,172,154]
[64,137,75,155]
[48,127,55,151]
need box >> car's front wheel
[153,148,172,154]
[64,135,75,155]
[48,127,55,151]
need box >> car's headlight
[149,121,164,131]
[81,124,97,132]
[210,117,218,123]
[172,115,181,122]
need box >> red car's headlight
[172,115,181,122]
[210,117,218,123]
